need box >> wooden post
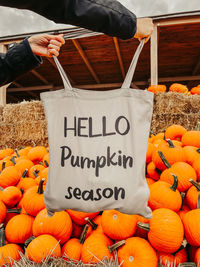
[150,25,158,85]
[0,43,9,106]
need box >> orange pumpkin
[4,208,21,226]
[146,161,161,181]
[137,208,184,253]
[186,180,200,210]
[0,148,14,160]
[28,164,45,178]
[193,156,200,181]
[25,234,61,263]
[158,248,187,267]
[194,247,200,266]
[0,224,23,266]
[182,131,200,148]
[27,146,48,164]
[0,157,14,171]
[67,210,99,225]
[33,208,72,244]
[71,223,83,239]
[43,153,49,167]
[81,232,113,264]
[183,146,200,165]
[165,124,187,141]
[5,214,34,243]
[0,201,7,223]
[21,179,45,216]
[147,85,166,94]
[35,167,48,185]
[146,143,155,164]
[16,174,37,193]
[169,83,188,93]
[0,186,22,208]
[101,210,137,240]
[15,158,34,174]
[146,178,156,187]
[0,166,21,188]
[148,174,182,212]
[191,86,200,95]
[117,237,158,267]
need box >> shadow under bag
[40,40,154,218]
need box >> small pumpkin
[101,210,137,240]
[0,186,22,208]
[0,201,7,223]
[191,86,200,95]
[27,146,48,164]
[158,248,188,267]
[169,83,188,93]
[182,131,200,148]
[28,164,45,178]
[0,148,14,160]
[16,171,37,193]
[146,161,161,181]
[0,166,21,188]
[165,124,187,141]
[25,234,61,263]
[15,158,34,174]
[186,179,200,210]
[67,210,99,225]
[147,85,166,94]
[183,146,200,166]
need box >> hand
[28,34,65,57]
[134,18,154,43]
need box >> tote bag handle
[121,39,145,89]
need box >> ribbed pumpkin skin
[5,214,34,243]
[62,238,82,261]
[165,125,187,141]
[0,244,23,266]
[183,209,200,246]
[182,131,200,148]
[25,234,61,263]
[186,183,200,210]
[0,148,14,160]
[160,162,197,192]
[101,210,137,240]
[194,247,200,266]
[81,232,113,264]
[148,208,184,253]
[15,159,34,173]
[0,200,7,223]
[183,146,200,165]
[67,210,99,225]
[158,248,188,267]
[148,181,182,212]
[146,162,160,181]
[117,237,158,267]
[33,209,72,244]
[193,157,200,181]
[0,166,21,188]
[27,146,47,163]
[1,186,22,208]
[17,177,37,192]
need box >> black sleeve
[0,0,137,40]
[0,38,42,86]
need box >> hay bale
[0,106,3,122]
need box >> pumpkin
[15,158,34,174]
[4,208,21,226]
[160,160,197,192]
[21,179,45,216]
[27,146,48,164]
[0,201,7,223]
[117,237,158,267]
[146,161,161,181]
[81,232,113,264]
[0,186,22,208]
[67,210,99,225]
[35,167,48,185]
[71,223,83,239]
[146,143,155,164]
[135,215,150,239]
[186,179,200,210]
[151,132,165,143]
[194,247,200,266]
[169,83,188,93]
[28,164,45,178]
[177,205,190,222]
[191,86,200,95]
[137,208,184,253]
[62,224,88,261]
[5,214,34,243]
[0,224,23,266]
[152,139,186,171]
[25,234,61,263]
[158,248,188,267]
[0,157,14,171]
[146,178,156,187]
[0,148,14,160]
[16,174,37,193]
[183,194,200,246]
[43,153,49,167]
[33,208,72,244]
[85,215,103,238]
[15,147,32,157]
[165,124,187,141]
[0,166,21,188]
[183,146,200,165]
[192,156,200,181]
[101,210,137,240]
[182,131,200,148]
[148,174,182,212]
[147,85,166,94]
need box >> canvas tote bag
[40,40,154,218]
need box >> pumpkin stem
[44,160,49,167]
[196,148,200,154]
[137,222,150,232]
[189,179,200,191]
[155,167,162,175]
[197,193,200,209]
[24,236,35,248]
[158,151,171,169]
[108,240,125,253]
[0,187,3,191]
[0,224,5,247]
[22,169,28,178]
[33,170,39,178]
[14,149,20,157]
[179,263,196,267]
[170,174,179,191]
[171,238,188,256]
[7,208,21,214]
[166,139,175,148]
[180,192,186,210]
[85,217,98,230]
[10,156,16,165]
[37,178,45,194]
[20,188,24,194]
[79,224,89,244]
[2,161,6,171]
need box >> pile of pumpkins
[0,124,200,266]
[147,83,200,95]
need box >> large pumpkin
[0,166,21,188]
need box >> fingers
[46,34,65,45]
[47,43,60,57]
[48,48,59,57]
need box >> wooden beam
[46,57,75,85]
[156,16,200,27]
[157,76,200,82]
[113,37,125,79]
[7,85,54,92]
[150,25,158,85]
[12,81,23,87]
[31,70,49,85]
[72,39,100,83]
[27,91,39,99]
[192,57,200,75]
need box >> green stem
[180,192,186,210]
[196,148,200,154]
[33,170,39,178]
[22,169,28,178]
[79,224,89,244]
[178,263,196,267]
[37,179,45,194]
[14,149,20,157]
[166,139,175,148]
[189,179,200,191]
[171,238,187,256]
[170,174,179,192]
[108,240,125,253]
[158,151,172,169]
[10,156,16,165]
[7,208,21,214]
[44,160,49,167]
[2,162,6,171]
[0,187,3,191]
[197,193,200,209]
[85,217,98,230]
[137,222,150,232]
[0,224,5,247]
[24,236,35,248]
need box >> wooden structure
[0,12,200,105]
